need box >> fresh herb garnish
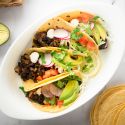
[85,25,93,35]
[19,86,27,96]
[80,24,92,36]
[51,51,66,61]
[71,41,87,53]
[82,64,94,72]
[40,53,46,64]
[91,16,100,22]
[55,81,65,89]
[45,97,56,105]
[65,62,73,72]
[71,28,83,41]
[85,56,93,63]
[60,75,82,85]
[59,45,68,50]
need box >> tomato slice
[57,100,64,108]
[77,12,94,23]
[87,41,96,51]
[50,69,58,76]
[36,76,43,81]
[79,36,88,46]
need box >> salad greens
[51,51,67,61]
[54,75,82,89]
[45,96,56,105]
[71,28,83,41]
[91,16,100,22]
[85,56,93,63]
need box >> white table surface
[0,0,125,125]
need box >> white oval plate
[0,2,125,120]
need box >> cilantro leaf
[80,23,92,36]
[59,45,68,50]
[85,56,93,63]
[71,41,87,53]
[65,62,73,72]
[85,26,93,36]
[82,64,94,72]
[71,28,83,41]
[91,16,100,22]
[51,51,66,61]
[55,81,65,89]
[19,86,27,96]
[40,53,46,64]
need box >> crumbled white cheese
[58,67,64,73]
[30,52,39,63]
[36,88,42,95]
[70,19,79,27]
[47,29,55,39]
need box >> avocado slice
[64,54,84,66]
[92,26,101,45]
[59,80,79,100]
[63,91,78,106]
[95,23,107,41]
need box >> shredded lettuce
[82,64,94,72]
[51,51,66,61]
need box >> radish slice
[54,29,69,39]
[90,22,95,30]
[59,33,70,40]
[43,54,52,66]
[44,62,54,67]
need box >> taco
[15,46,87,112]
[32,17,100,76]
[58,10,109,50]
[32,17,99,54]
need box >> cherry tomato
[87,41,96,51]
[50,69,58,76]
[77,12,94,23]
[79,36,88,46]
[36,76,43,81]
[57,100,64,108]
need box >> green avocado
[59,80,79,100]
[92,26,101,45]
[95,23,107,41]
[63,91,78,106]
[64,54,83,66]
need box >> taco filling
[20,76,81,107]
[59,11,109,50]
[15,47,86,83]
[14,12,103,112]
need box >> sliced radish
[47,29,55,39]
[90,22,95,30]
[43,54,52,66]
[44,62,54,67]
[54,29,69,39]
[60,33,70,40]
[39,53,52,66]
